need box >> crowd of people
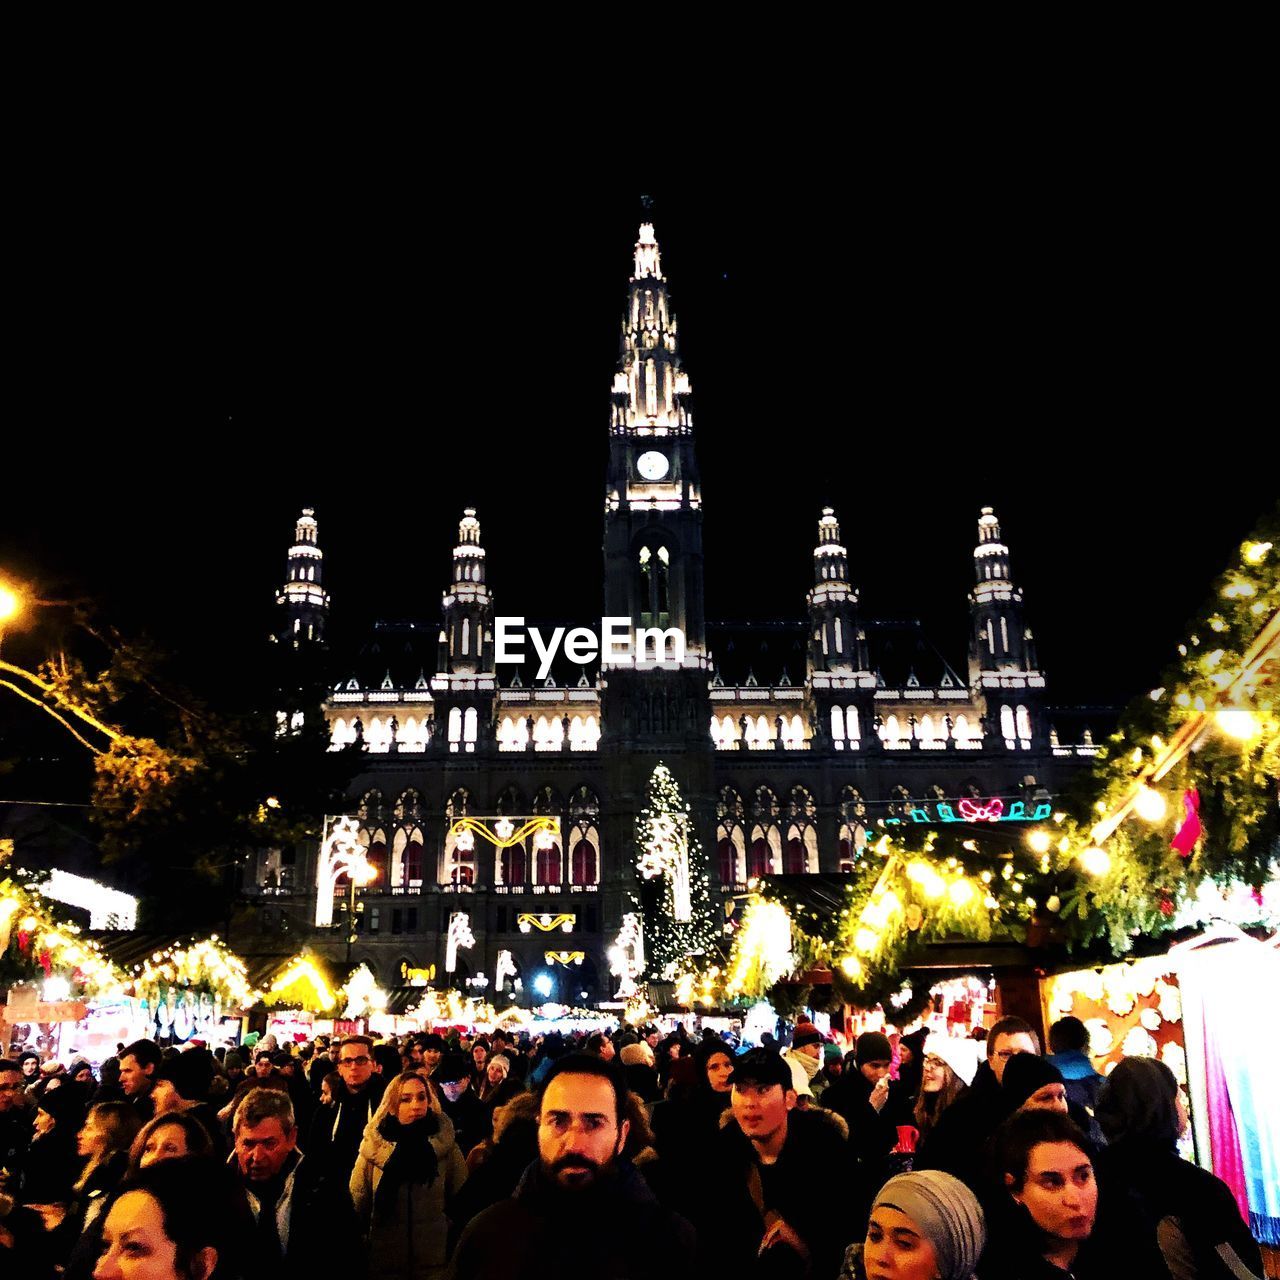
[0,1013,1265,1279]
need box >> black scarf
[373,1114,440,1215]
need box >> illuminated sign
[885,800,1053,826]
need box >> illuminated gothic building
[242,224,1101,1008]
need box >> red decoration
[959,797,1005,822]
[17,931,30,952]
[38,949,53,976]
[1170,788,1202,859]
[1159,897,1175,918]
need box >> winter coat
[350,1110,468,1280]
[915,1060,1008,1193]
[822,1069,897,1165]
[239,1148,365,1280]
[692,1108,858,1278]
[1096,1139,1263,1279]
[305,1075,386,1180]
[449,1157,695,1280]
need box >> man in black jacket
[304,1034,384,1181]
[0,1059,33,1201]
[449,1055,694,1279]
[233,1086,363,1280]
[692,1048,856,1278]
[821,1031,897,1166]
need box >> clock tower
[603,222,706,660]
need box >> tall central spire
[610,223,692,435]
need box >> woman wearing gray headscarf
[839,1168,986,1280]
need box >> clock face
[636,450,670,480]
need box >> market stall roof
[90,932,200,970]
[384,987,425,1016]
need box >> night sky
[3,151,1274,718]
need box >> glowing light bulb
[1026,830,1052,855]
[1079,847,1111,877]
[854,927,879,954]
[1215,707,1259,740]
[840,956,864,980]
[1133,786,1167,822]
[1243,541,1273,564]
[948,878,975,907]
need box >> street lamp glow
[0,584,21,623]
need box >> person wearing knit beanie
[856,1031,893,1068]
[1001,1052,1067,1114]
[791,1021,822,1049]
[847,1169,985,1280]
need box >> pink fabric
[1200,1016,1252,1224]
[1171,787,1202,858]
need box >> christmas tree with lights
[634,761,719,979]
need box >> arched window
[954,713,972,742]
[448,707,462,749]
[1000,705,1016,741]
[1015,704,1032,742]
[1000,617,1010,654]
[570,837,598,886]
[830,705,845,746]
[461,618,470,655]
[986,619,996,654]
[847,705,860,740]
[499,716,528,751]
[402,826,424,888]
[501,843,526,887]
[535,841,561,886]
[782,827,807,874]
[718,836,736,883]
[834,617,843,653]
[747,836,771,880]
[463,707,477,750]
[884,714,901,744]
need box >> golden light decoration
[450,815,558,849]
[517,912,575,934]
[266,955,336,1012]
[1243,541,1273,565]
[1026,830,1052,855]
[1133,786,1167,822]
[839,955,864,981]
[1079,847,1112,877]
[1214,706,1259,740]
[948,878,976,908]
[725,899,793,999]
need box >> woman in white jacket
[349,1071,468,1280]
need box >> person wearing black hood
[434,1052,485,1159]
[891,1027,929,1123]
[1095,1056,1262,1279]
[450,1055,694,1279]
[1002,1052,1105,1150]
[349,1071,467,1280]
[20,1082,85,1205]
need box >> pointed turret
[967,507,1044,749]
[603,221,706,662]
[275,507,330,646]
[609,222,692,436]
[806,507,865,673]
[437,508,493,676]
